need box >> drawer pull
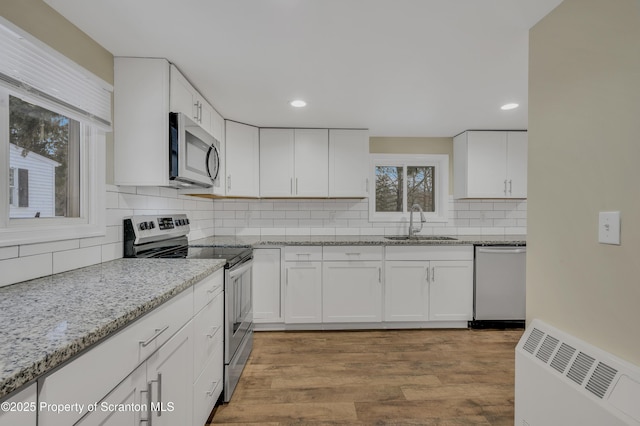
[206,381,218,396]
[345,252,361,256]
[207,326,220,338]
[140,326,169,347]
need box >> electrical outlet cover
[598,211,621,245]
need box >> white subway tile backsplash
[53,246,102,274]
[261,228,286,236]
[136,186,161,197]
[101,242,122,262]
[0,246,19,260]
[159,187,178,198]
[286,211,311,219]
[20,239,80,257]
[0,254,52,288]
[105,191,119,209]
[286,227,310,236]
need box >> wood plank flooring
[209,328,523,425]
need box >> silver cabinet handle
[149,374,162,417]
[345,252,361,256]
[194,102,199,122]
[504,179,508,195]
[285,268,288,285]
[366,178,369,194]
[199,103,203,123]
[378,267,381,283]
[227,175,231,192]
[140,384,152,425]
[425,267,430,283]
[509,179,513,194]
[290,177,293,195]
[432,267,435,282]
[206,381,218,396]
[140,326,169,347]
[296,178,299,195]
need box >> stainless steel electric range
[123,214,253,403]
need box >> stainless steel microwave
[169,112,220,188]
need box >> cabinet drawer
[0,383,36,426]
[284,246,322,262]
[194,268,224,314]
[323,245,383,261]
[385,245,473,261]
[193,343,224,426]
[193,291,224,379]
[39,287,193,426]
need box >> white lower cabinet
[252,248,282,323]
[36,269,224,426]
[323,261,382,323]
[428,260,473,321]
[0,383,37,426]
[284,261,322,323]
[384,261,430,322]
[146,324,194,426]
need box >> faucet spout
[408,204,426,238]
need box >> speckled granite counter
[190,234,526,247]
[0,258,225,399]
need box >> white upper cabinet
[329,129,369,198]
[454,130,527,199]
[225,121,260,197]
[169,64,214,136]
[259,128,328,197]
[114,57,171,187]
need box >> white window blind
[0,19,112,129]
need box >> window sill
[0,223,106,248]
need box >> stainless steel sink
[385,236,458,241]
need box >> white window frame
[369,154,449,223]
[0,18,110,247]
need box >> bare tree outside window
[375,166,403,212]
[407,166,435,212]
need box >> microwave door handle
[206,145,220,182]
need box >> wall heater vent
[516,319,640,425]
[567,351,596,385]
[550,342,576,374]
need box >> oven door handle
[229,260,253,279]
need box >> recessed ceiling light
[501,103,519,110]
[290,100,306,108]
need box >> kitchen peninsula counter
[0,258,225,399]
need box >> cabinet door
[259,129,295,197]
[0,383,36,426]
[75,364,147,426]
[328,129,369,197]
[253,248,282,323]
[294,129,328,197]
[429,260,473,321]
[384,261,429,322]
[170,65,197,121]
[285,261,322,323]
[506,131,528,198]
[146,323,194,426]
[322,261,382,322]
[466,131,508,197]
[226,121,260,197]
[196,95,214,136]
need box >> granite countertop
[190,234,526,247]
[0,258,225,399]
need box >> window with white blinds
[0,19,112,129]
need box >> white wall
[528,0,640,365]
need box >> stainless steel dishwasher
[471,245,526,328]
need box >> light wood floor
[209,328,524,425]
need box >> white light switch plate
[598,211,621,245]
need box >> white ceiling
[44,0,562,137]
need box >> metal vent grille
[586,362,618,399]
[567,352,596,385]
[550,342,576,374]
[523,328,545,354]
[536,335,560,364]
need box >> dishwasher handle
[476,247,526,254]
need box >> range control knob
[149,221,155,229]
[139,222,147,231]
[186,218,190,225]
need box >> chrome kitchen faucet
[408,204,426,238]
